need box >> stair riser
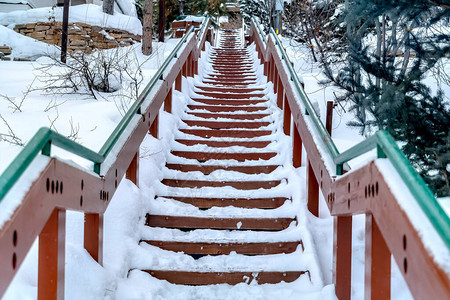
[143,241,302,255]
[143,271,306,285]
[145,215,296,231]
[165,164,278,175]
[156,196,289,209]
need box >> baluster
[38,209,66,300]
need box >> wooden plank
[195,86,264,93]
[165,164,278,174]
[145,215,296,230]
[183,120,270,129]
[194,91,265,99]
[175,139,271,148]
[161,179,281,189]
[170,151,276,161]
[188,105,267,112]
[156,196,289,208]
[143,240,302,255]
[179,129,272,138]
[190,99,267,106]
[186,112,270,120]
[143,270,306,285]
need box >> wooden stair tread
[165,164,278,174]
[191,99,267,106]
[161,179,282,189]
[188,105,267,112]
[180,129,272,138]
[143,270,306,285]
[142,240,302,255]
[145,215,296,230]
[171,151,276,161]
[195,91,265,99]
[183,120,270,129]
[156,196,289,208]
[195,86,264,93]
[175,139,271,148]
[186,112,270,120]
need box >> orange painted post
[84,213,103,264]
[334,216,352,300]
[277,76,284,109]
[307,161,319,217]
[150,113,159,138]
[270,58,275,83]
[283,94,291,135]
[267,59,272,82]
[38,209,66,300]
[293,123,302,167]
[164,87,173,113]
[175,71,182,92]
[365,214,391,299]
[126,151,139,186]
[187,54,191,77]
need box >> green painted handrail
[251,16,266,43]
[336,130,450,247]
[268,27,340,159]
[0,128,103,201]
[97,26,196,167]
[251,18,450,249]
[0,18,210,202]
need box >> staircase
[130,30,322,292]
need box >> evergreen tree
[332,0,450,196]
[240,0,271,31]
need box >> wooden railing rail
[249,18,450,300]
[0,18,212,300]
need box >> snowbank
[0,25,58,59]
[0,4,142,35]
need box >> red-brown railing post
[293,123,302,167]
[126,151,139,186]
[365,213,391,299]
[150,114,159,138]
[267,58,272,82]
[84,213,103,264]
[187,53,192,77]
[38,209,65,300]
[277,75,283,109]
[307,161,319,216]
[334,216,352,300]
[175,71,182,92]
[274,67,279,92]
[164,87,173,113]
[182,61,187,77]
[270,57,275,83]
[283,94,291,135]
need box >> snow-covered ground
[0,8,446,299]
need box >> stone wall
[14,21,141,53]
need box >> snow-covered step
[170,151,276,161]
[165,164,279,175]
[187,105,268,112]
[189,98,268,106]
[183,112,272,121]
[142,240,302,255]
[145,215,296,231]
[178,129,272,138]
[154,196,289,209]
[142,270,306,285]
[175,139,272,148]
[161,179,282,190]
